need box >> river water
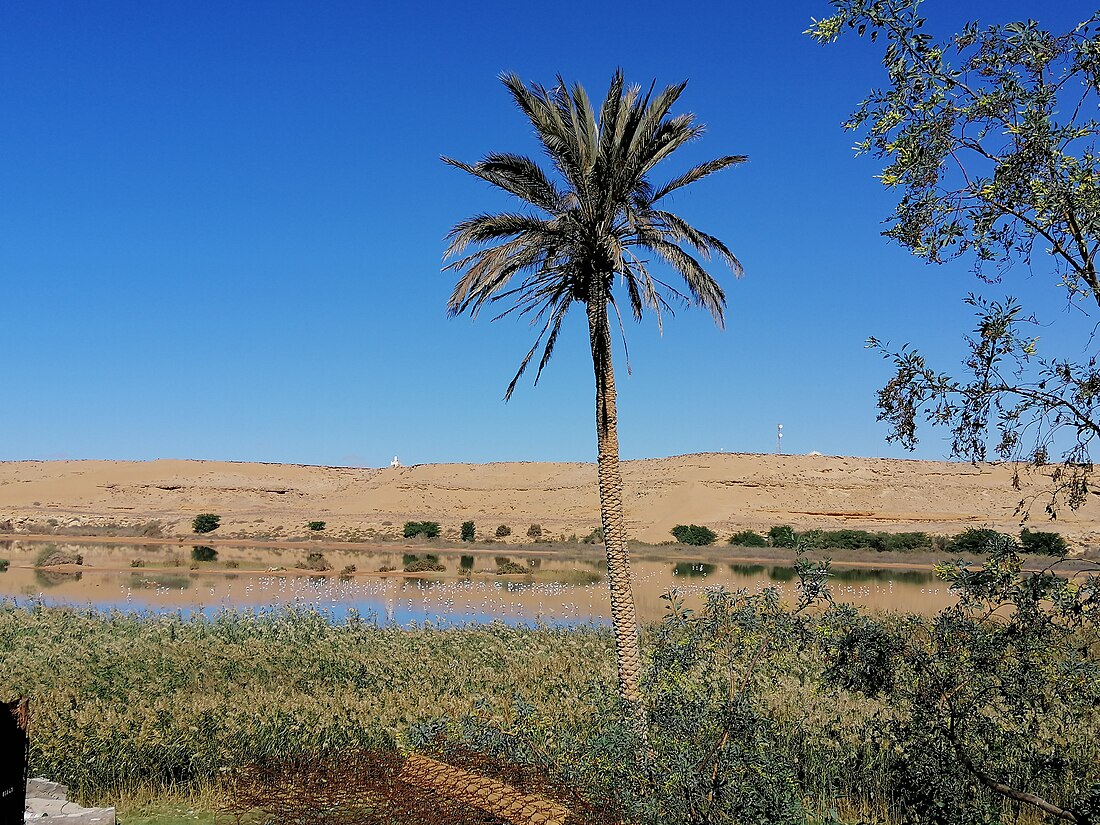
[0,540,955,626]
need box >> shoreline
[6,532,1093,575]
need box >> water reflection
[0,540,961,626]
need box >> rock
[24,777,115,823]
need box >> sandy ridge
[0,453,1096,547]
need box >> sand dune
[0,453,1096,547]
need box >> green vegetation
[459,555,474,570]
[1019,528,1069,557]
[729,530,768,547]
[2,543,1097,824]
[670,525,718,546]
[191,514,220,534]
[948,527,1017,555]
[810,3,1100,517]
[460,521,475,542]
[494,525,511,538]
[444,71,745,736]
[581,527,604,545]
[402,521,440,539]
[307,521,326,532]
[190,546,217,563]
[495,559,527,575]
[526,523,542,540]
[0,559,8,572]
[768,525,797,548]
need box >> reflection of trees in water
[673,562,716,578]
[191,546,218,562]
[728,562,934,587]
[830,567,933,586]
[34,569,82,588]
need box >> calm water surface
[0,540,955,626]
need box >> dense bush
[0,559,10,572]
[495,560,528,574]
[192,514,220,534]
[461,521,475,542]
[526,524,542,540]
[403,521,441,539]
[495,525,512,538]
[1019,528,1069,556]
[728,530,768,547]
[948,527,1018,555]
[459,555,474,570]
[670,525,718,546]
[307,521,326,532]
[768,525,797,548]
[815,529,932,552]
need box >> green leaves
[443,70,742,398]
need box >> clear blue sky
[1,1,1090,467]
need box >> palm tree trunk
[586,290,647,742]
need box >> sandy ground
[0,453,1097,549]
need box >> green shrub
[495,525,512,538]
[1019,528,1069,556]
[308,521,326,532]
[581,527,604,544]
[130,559,145,568]
[192,513,221,534]
[191,546,218,562]
[0,559,9,572]
[460,555,474,570]
[814,529,931,552]
[403,521,441,539]
[496,560,528,574]
[949,527,1018,554]
[340,564,357,576]
[768,525,797,548]
[729,530,768,547]
[527,524,543,540]
[670,525,718,546]
[461,521,475,542]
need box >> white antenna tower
[777,423,783,455]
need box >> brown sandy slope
[0,454,1096,547]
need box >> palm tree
[443,70,745,738]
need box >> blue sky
[1,0,1092,467]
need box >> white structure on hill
[390,456,401,469]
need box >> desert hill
[0,454,1096,547]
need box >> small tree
[670,525,718,546]
[308,521,326,532]
[461,521,475,542]
[495,525,512,538]
[526,524,543,540]
[192,514,220,534]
